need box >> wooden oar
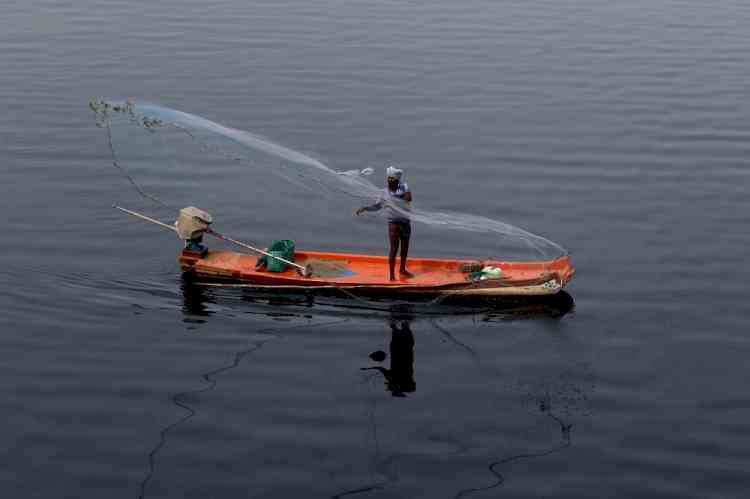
[113,205,312,277]
[204,228,312,277]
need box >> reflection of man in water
[363,316,416,397]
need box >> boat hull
[179,249,575,298]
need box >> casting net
[91,99,567,263]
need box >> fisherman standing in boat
[356,166,413,281]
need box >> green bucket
[265,239,295,272]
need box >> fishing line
[137,339,270,499]
[427,317,480,365]
[137,317,351,499]
[452,395,573,499]
[103,118,173,209]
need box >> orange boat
[111,205,574,298]
[179,249,575,297]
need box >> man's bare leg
[389,228,400,281]
[399,232,413,278]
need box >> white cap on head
[386,165,403,180]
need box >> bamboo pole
[113,205,312,276]
[114,205,176,231]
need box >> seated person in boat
[356,166,413,281]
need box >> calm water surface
[2,1,750,498]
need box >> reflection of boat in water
[175,281,583,499]
[181,275,576,319]
[180,249,575,298]
[179,280,575,404]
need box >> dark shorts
[388,221,411,241]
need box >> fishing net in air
[90,99,567,264]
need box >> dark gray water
[2,1,750,497]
